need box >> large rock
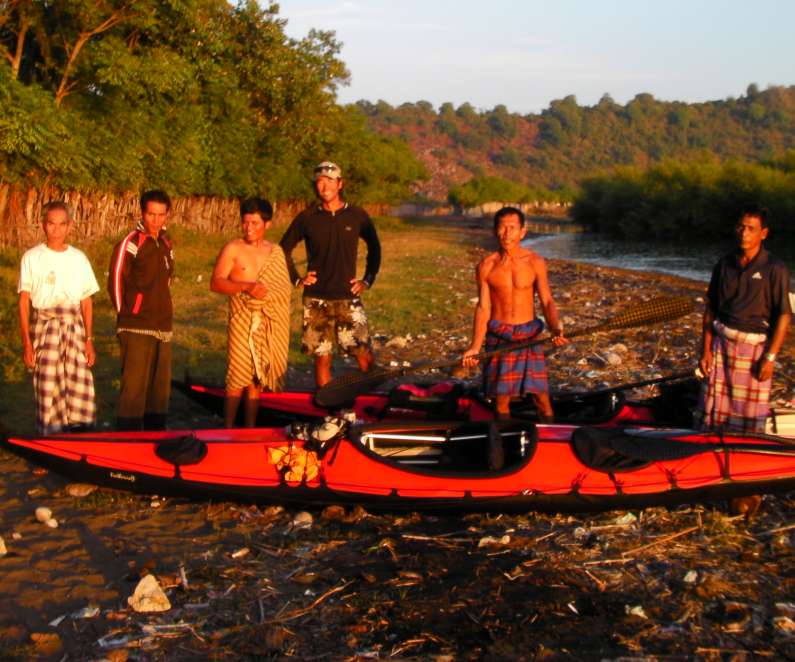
[127,574,171,612]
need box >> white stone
[477,534,511,547]
[609,343,628,354]
[66,483,98,498]
[45,518,59,529]
[291,511,313,531]
[35,507,52,523]
[385,336,409,349]
[625,605,648,619]
[127,574,171,612]
[606,352,623,366]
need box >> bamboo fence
[0,183,390,248]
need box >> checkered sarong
[31,305,96,434]
[483,319,548,397]
[696,321,770,433]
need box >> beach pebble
[290,511,313,532]
[625,605,648,619]
[477,534,511,547]
[66,483,98,498]
[35,507,52,523]
[683,570,698,584]
[127,574,171,612]
[609,343,628,354]
[12,532,21,540]
[774,616,795,632]
[45,518,59,529]
[385,335,409,348]
[606,352,623,366]
[0,535,6,557]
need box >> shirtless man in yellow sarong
[211,198,291,427]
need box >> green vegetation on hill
[358,85,795,199]
[0,1,425,203]
[571,155,795,239]
[447,175,568,208]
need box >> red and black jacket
[107,223,174,332]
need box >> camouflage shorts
[301,297,371,357]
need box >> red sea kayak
[3,420,794,512]
[176,378,700,427]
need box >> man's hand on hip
[350,278,368,296]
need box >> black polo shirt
[279,203,381,300]
[706,247,792,334]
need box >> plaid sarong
[483,319,548,397]
[31,305,96,434]
[696,321,770,433]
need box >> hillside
[355,84,795,202]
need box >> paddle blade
[314,366,396,409]
[587,295,694,334]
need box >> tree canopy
[359,86,795,200]
[0,0,425,202]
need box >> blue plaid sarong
[483,319,548,397]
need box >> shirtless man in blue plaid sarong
[463,207,567,421]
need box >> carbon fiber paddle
[314,295,695,409]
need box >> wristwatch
[765,352,777,362]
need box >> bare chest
[487,259,537,291]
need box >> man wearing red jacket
[108,190,174,431]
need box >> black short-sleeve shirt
[707,247,792,334]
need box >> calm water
[524,233,795,284]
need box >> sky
[279,0,795,114]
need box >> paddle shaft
[314,295,694,408]
[553,370,695,403]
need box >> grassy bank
[0,216,482,435]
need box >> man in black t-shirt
[279,161,381,387]
[696,205,791,432]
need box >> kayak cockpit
[348,421,538,473]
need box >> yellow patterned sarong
[226,245,291,392]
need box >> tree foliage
[0,0,424,202]
[571,155,795,239]
[447,175,561,208]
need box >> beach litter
[127,574,171,612]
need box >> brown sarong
[226,246,291,392]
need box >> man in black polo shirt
[696,205,791,432]
[280,161,381,387]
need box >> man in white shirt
[18,201,100,434]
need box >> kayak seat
[648,377,701,427]
[572,426,722,473]
[155,435,208,466]
[386,383,464,419]
[496,391,626,424]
